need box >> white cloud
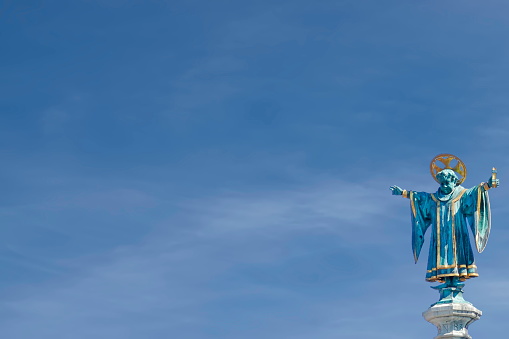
[0,178,401,338]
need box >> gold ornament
[430,154,467,185]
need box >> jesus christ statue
[390,154,499,289]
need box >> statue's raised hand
[487,177,500,188]
[487,167,500,188]
[390,185,403,195]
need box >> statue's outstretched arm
[390,185,411,198]
[390,185,403,195]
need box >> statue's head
[436,169,459,194]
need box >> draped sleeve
[462,184,491,253]
[409,191,433,263]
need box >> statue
[390,154,500,290]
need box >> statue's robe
[407,184,491,282]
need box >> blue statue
[390,154,499,292]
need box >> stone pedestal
[423,302,482,339]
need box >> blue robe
[408,184,491,282]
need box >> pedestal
[423,296,482,339]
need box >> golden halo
[430,154,467,185]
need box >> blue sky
[1,0,509,338]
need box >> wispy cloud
[0,178,404,339]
